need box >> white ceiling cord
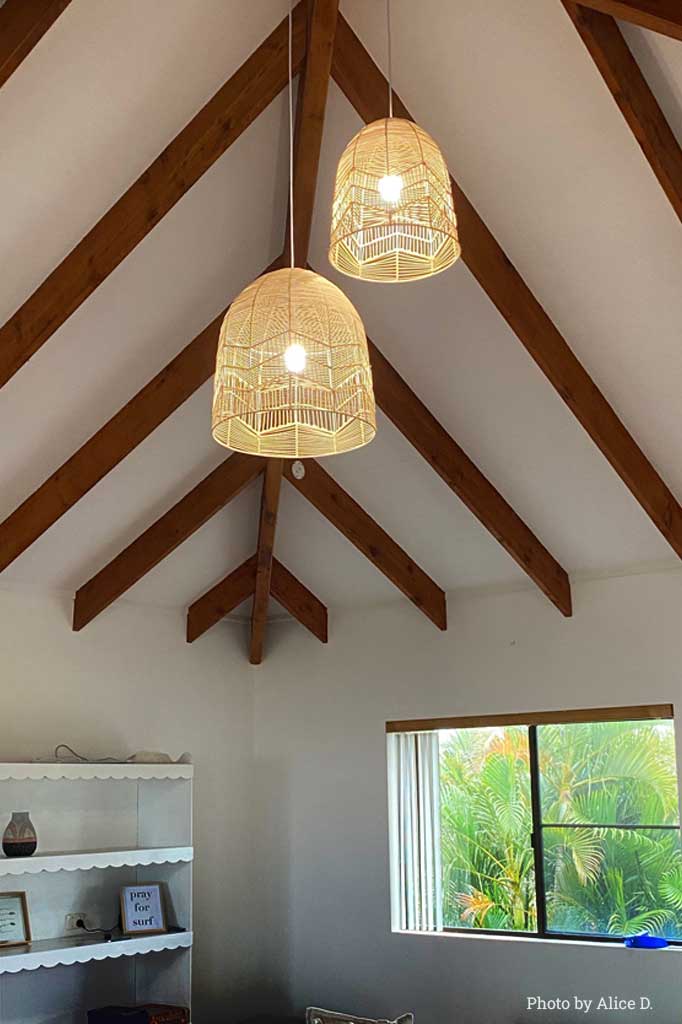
[288,0,295,268]
[386,0,394,118]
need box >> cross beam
[187,555,327,645]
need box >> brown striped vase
[2,812,37,858]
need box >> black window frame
[432,714,682,944]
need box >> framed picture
[0,891,31,947]
[120,883,167,936]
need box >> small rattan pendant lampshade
[329,117,461,283]
[212,267,376,458]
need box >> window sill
[393,929,682,951]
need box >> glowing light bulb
[378,174,403,203]
[284,342,306,374]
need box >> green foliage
[439,720,682,939]
[440,726,536,932]
[537,721,679,827]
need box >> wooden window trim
[385,703,673,734]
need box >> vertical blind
[387,732,443,931]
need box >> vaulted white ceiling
[0,0,681,625]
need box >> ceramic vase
[2,812,37,858]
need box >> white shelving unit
[0,762,193,1024]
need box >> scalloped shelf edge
[0,932,193,974]
[0,764,193,782]
[0,846,193,876]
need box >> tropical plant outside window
[440,725,536,932]
[439,717,682,940]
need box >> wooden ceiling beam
[250,460,284,665]
[72,453,264,631]
[187,554,257,643]
[271,558,328,643]
[0,314,219,574]
[0,0,72,89]
[283,459,447,630]
[0,4,306,389]
[573,0,682,40]
[367,338,572,616]
[564,2,682,224]
[285,0,339,265]
[246,0,339,663]
[331,13,682,560]
[0,256,281,575]
[186,554,328,645]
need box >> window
[387,705,682,942]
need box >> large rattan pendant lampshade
[212,0,375,460]
[329,116,461,283]
[329,0,459,282]
[212,267,376,458]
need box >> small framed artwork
[0,891,31,947]
[120,883,167,936]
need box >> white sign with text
[120,884,166,935]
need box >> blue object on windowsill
[624,932,668,949]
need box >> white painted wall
[3,570,682,1023]
[0,587,257,1023]
[254,571,682,1024]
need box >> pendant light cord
[288,0,295,268]
[386,0,393,118]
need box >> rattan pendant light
[212,3,375,459]
[212,267,375,457]
[329,1,460,283]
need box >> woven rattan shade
[329,117,460,283]
[212,268,376,458]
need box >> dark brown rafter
[270,559,328,643]
[72,454,264,631]
[186,556,327,644]
[0,3,306,389]
[0,0,72,89]
[285,0,340,265]
[0,256,282,575]
[187,555,257,643]
[366,337,572,616]
[73,451,444,640]
[573,0,682,39]
[283,460,447,630]
[563,2,682,225]
[331,12,682,561]
[249,0,339,663]
[250,460,283,665]
[302,265,572,614]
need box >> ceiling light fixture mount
[329,0,460,283]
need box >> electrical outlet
[64,912,88,932]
